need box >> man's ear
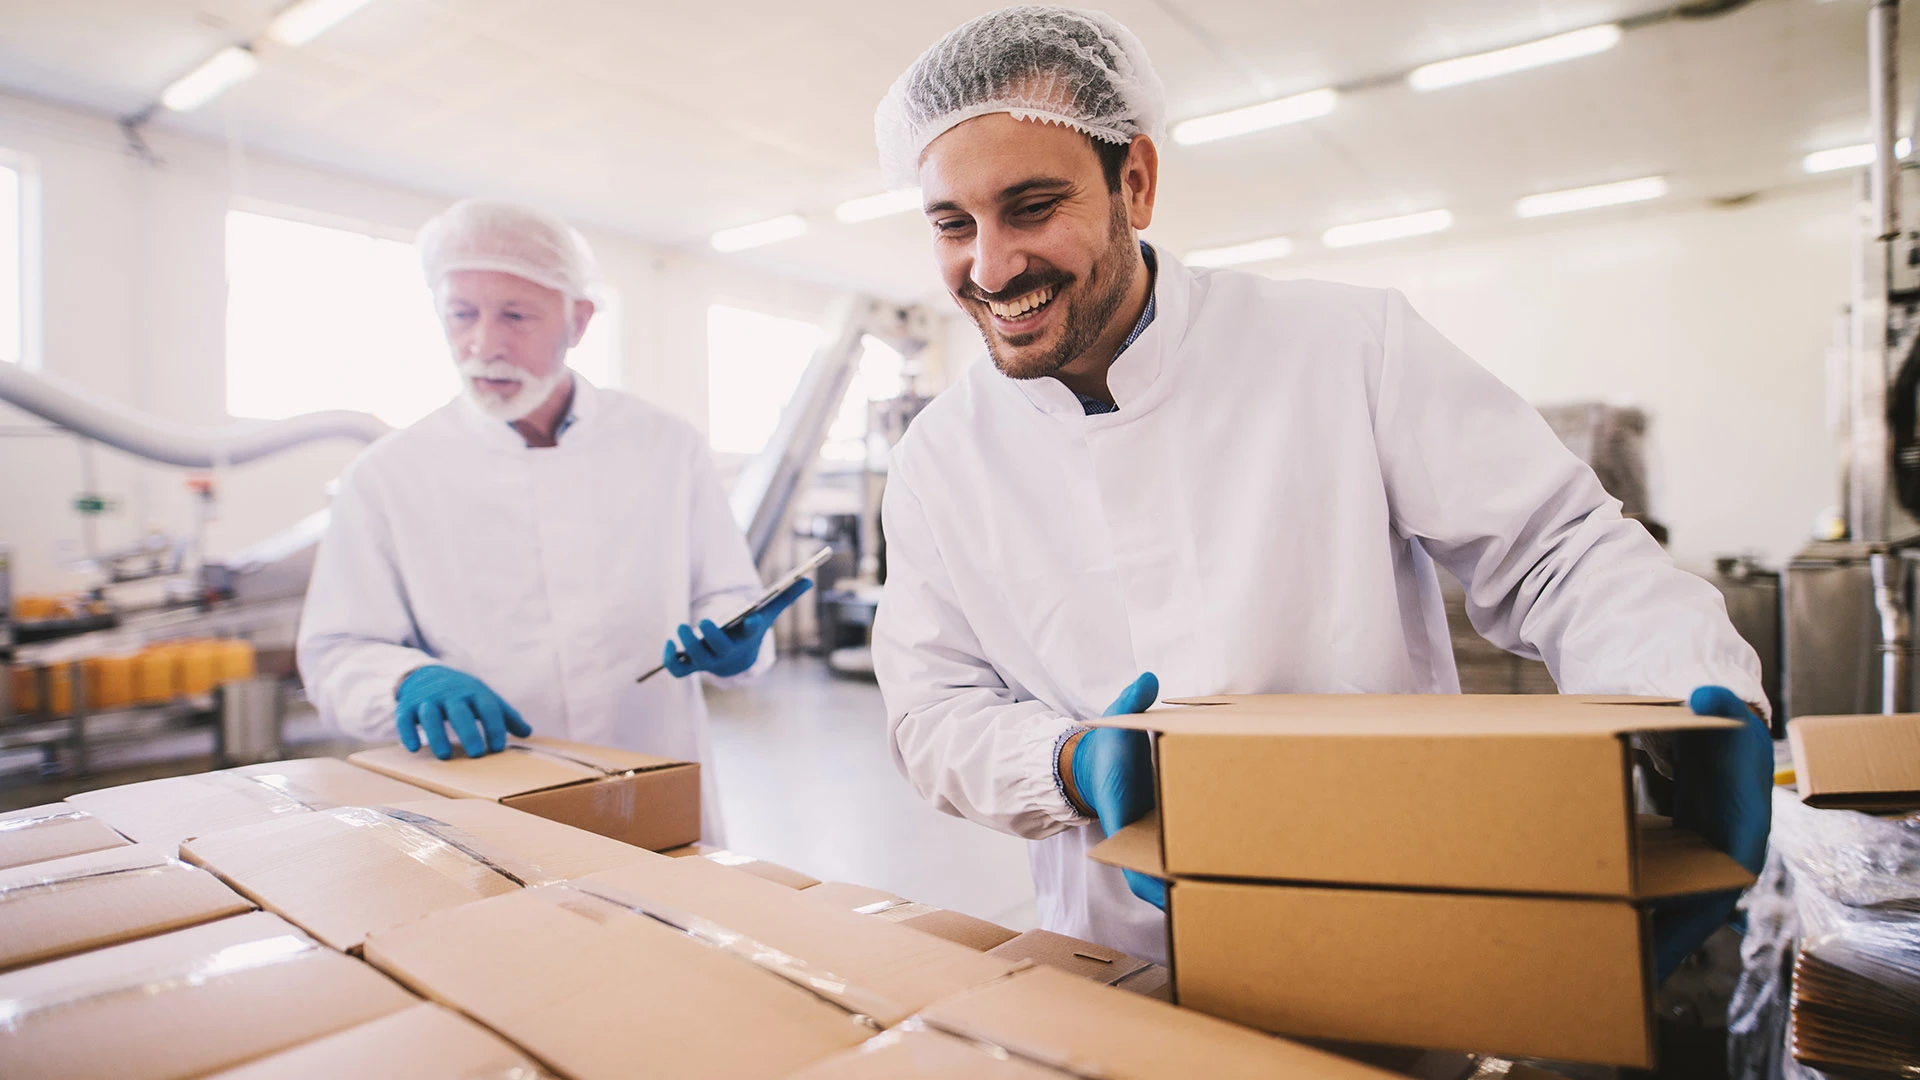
[569,298,597,346]
[1124,135,1159,231]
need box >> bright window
[0,163,21,364]
[706,304,825,454]
[821,336,906,462]
[224,209,619,427]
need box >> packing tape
[0,808,90,833]
[0,931,319,1032]
[502,743,645,779]
[0,853,186,902]
[549,883,897,1028]
[329,806,561,891]
[893,1015,1109,1080]
[854,898,941,923]
[203,770,335,816]
[459,1066,545,1080]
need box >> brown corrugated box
[182,799,662,951]
[1089,693,1741,895]
[665,843,821,889]
[782,1028,1070,1080]
[203,1001,547,1080]
[0,803,129,871]
[350,736,699,851]
[363,855,1022,1079]
[65,757,446,850]
[986,929,1170,1000]
[1787,712,1920,810]
[0,842,253,971]
[0,910,417,1080]
[1093,811,1754,1067]
[800,881,1019,951]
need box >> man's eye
[934,218,971,234]
[505,312,526,321]
[1016,199,1059,218]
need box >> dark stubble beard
[969,195,1138,382]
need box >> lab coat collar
[454,369,595,450]
[1011,243,1191,421]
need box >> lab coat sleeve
[685,436,774,686]
[1369,289,1766,711]
[872,461,1087,841]
[294,463,436,742]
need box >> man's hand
[395,665,532,761]
[1063,673,1166,909]
[1651,685,1773,980]
[664,580,813,679]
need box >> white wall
[0,93,843,593]
[1269,183,1855,569]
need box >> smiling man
[869,7,1772,976]
[297,199,806,844]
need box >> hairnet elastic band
[0,932,320,1033]
[547,883,898,1027]
[0,809,90,833]
[426,256,579,299]
[329,806,559,892]
[0,855,186,902]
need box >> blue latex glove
[395,665,532,761]
[1650,685,1774,981]
[1071,672,1166,910]
[663,579,813,679]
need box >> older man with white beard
[297,198,806,845]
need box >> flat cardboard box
[783,1028,1070,1080]
[665,843,821,888]
[1089,693,1739,896]
[362,883,880,1080]
[912,964,1402,1080]
[1788,712,1920,810]
[181,799,662,951]
[0,802,129,871]
[66,758,446,850]
[0,842,253,971]
[986,928,1172,1001]
[203,1002,546,1080]
[0,911,417,1080]
[350,736,700,851]
[801,881,1020,951]
[1091,813,1756,1068]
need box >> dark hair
[1091,136,1130,193]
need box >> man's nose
[969,225,1028,297]
[471,314,506,357]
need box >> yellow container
[175,642,217,696]
[12,663,74,715]
[13,596,61,621]
[213,639,257,683]
[83,655,135,710]
[134,647,176,704]
[9,665,37,713]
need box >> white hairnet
[874,5,1166,189]
[417,198,598,299]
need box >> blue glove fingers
[1680,686,1773,874]
[446,698,487,758]
[663,638,695,678]
[754,578,813,627]
[1652,889,1741,982]
[678,624,718,664]
[1123,869,1169,911]
[1102,672,1160,717]
[698,619,741,659]
[473,695,510,754]
[419,702,455,761]
[503,702,532,738]
[395,705,423,753]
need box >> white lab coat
[297,374,769,845]
[872,249,1764,963]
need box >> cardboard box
[0,842,253,971]
[350,736,699,851]
[1092,812,1756,1068]
[202,1002,546,1080]
[0,911,417,1080]
[66,758,446,850]
[0,802,129,871]
[801,881,1020,951]
[986,929,1170,1000]
[1787,712,1920,810]
[665,843,821,889]
[181,799,662,951]
[1089,693,1740,896]
[782,1027,1071,1080]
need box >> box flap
[1087,813,1166,878]
[181,799,661,950]
[1096,694,1727,739]
[801,882,910,910]
[1788,713,1920,809]
[66,758,445,849]
[564,856,1018,1025]
[1632,818,1758,900]
[694,849,821,889]
[0,803,128,872]
[917,964,1403,1079]
[0,911,416,1080]
[986,929,1151,986]
[884,907,1021,951]
[0,842,253,971]
[362,883,877,1080]
[202,1002,542,1080]
[349,736,684,801]
[786,1028,1065,1080]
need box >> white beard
[457,357,569,423]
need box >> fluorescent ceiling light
[267,0,379,46]
[1516,176,1668,218]
[710,214,807,253]
[1171,88,1338,146]
[1803,138,1912,174]
[160,47,259,112]
[1322,209,1453,249]
[834,188,921,224]
[1186,236,1294,267]
[1408,25,1622,92]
